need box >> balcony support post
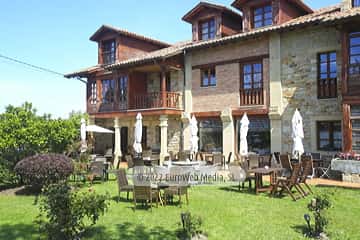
[161,67,167,108]
[113,117,122,169]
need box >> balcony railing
[239,88,264,106]
[87,91,181,114]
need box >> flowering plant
[336,152,360,161]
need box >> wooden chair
[116,169,133,201]
[279,154,292,178]
[133,185,159,211]
[239,159,255,190]
[178,151,188,161]
[88,161,105,182]
[169,151,177,161]
[125,155,134,169]
[248,154,260,169]
[164,166,191,206]
[259,155,271,168]
[134,158,145,167]
[195,152,203,161]
[271,163,304,201]
[298,158,314,196]
[212,153,224,166]
[229,162,246,191]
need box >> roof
[185,4,356,51]
[106,41,193,70]
[89,24,171,47]
[66,4,360,75]
[231,0,313,14]
[182,1,242,23]
[64,65,102,78]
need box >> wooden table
[163,161,201,167]
[249,167,283,194]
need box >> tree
[0,102,85,168]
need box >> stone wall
[280,26,343,154]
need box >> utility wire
[0,53,87,84]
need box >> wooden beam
[192,54,270,69]
[342,104,352,152]
[89,109,183,119]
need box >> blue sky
[0,0,340,118]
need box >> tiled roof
[89,24,171,47]
[185,4,347,51]
[182,1,242,23]
[64,65,102,78]
[66,5,360,76]
[106,40,193,70]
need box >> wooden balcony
[239,88,264,106]
[87,91,182,114]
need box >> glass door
[119,76,128,110]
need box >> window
[199,119,222,152]
[349,32,360,76]
[242,63,263,89]
[101,79,115,104]
[317,121,342,151]
[253,5,273,28]
[166,73,171,92]
[318,52,337,98]
[201,68,216,87]
[237,118,270,155]
[118,76,128,103]
[90,82,97,105]
[351,106,360,152]
[102,39,116,64]
[353,0,360,7]
[199,18,216,40]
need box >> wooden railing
[239,88,264,106]
[87,91,181,114]
[132,92,181,109]
[318,79,337,98]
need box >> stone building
[66,0,360,166]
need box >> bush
[179,211,205,239]
[0,159,19,188]
[306,192,332,237]
[14,153,73,189]
[37,183,109,240]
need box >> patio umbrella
[133,113,143,154]
[80,118,87,152]
[190,115,199,155]
[292,109,304,160]
[86,125,114,134]
[239,113,250,157]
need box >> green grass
[0,180,360,240]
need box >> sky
[0,0,340,118]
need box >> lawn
[0,180,359,240]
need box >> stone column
[269,32,284,153]
[113,118,122,169]
[269,115,283,153]
[220,108,234,163]
[181,112,191,151]
[159,115,168,164]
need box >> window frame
[317,121,342,151]
[199,18,216,41]
[101,79,115,104]
[253,4,273,29]
[317,51,337,99]
[349,32,360,76]
[353,0,360,7]
[101,39,116,65]
[90,81,97,105]
[240,62,263,90]
[200,67,216,87]
[351,105,360,152]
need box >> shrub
[14,153,73,189]
[306,192,332,237]
[179,211,205,239]
[37,183,109,240]
[0,159,19,188]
